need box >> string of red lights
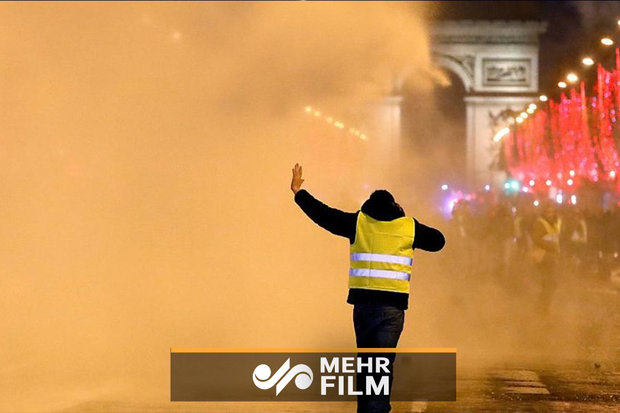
[504,60,620,198]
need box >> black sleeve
[413,219,446,252]
[294,189,358,243]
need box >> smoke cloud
[1,3,614,412]
[0,2,435,411]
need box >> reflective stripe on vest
[349,211,415,294]
[538,217,562,244]
[531,217,562,261]
[349,268,410,281]
[351,252,413,266]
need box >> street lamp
[601,37,614,46]
[582,57,594,66]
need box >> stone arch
[428,20,547,186]
[432,53,474,92]
[376,20,547,187]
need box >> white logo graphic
[252,358,313,396]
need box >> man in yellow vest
[530,201,562,314]
[290,164,445,413]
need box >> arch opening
[400,67,467,187]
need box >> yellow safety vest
[349,212,415,294]
[530,217,562,262]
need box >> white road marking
[503,386,550,395]
[504,380,546,388]
[493,370,551,396]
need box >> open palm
[290,163,305,194]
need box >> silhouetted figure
[290,163,445,413]
[530,202,562,315]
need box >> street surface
[56,364,620,412]
[55,275,619,413]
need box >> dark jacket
[294,189,445,310]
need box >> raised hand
[291,163,305,194]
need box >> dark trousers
[353,303,405,413]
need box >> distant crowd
[443,194,620,283]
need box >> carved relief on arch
[431,53,475,92]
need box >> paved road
[56,365,620,413]
[47,276,620,413]
[425,366,620,412]
[55,282,620,412]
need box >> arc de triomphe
[375,20,547,188]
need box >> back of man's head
[361,189,405,221]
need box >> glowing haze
[0,2,435,411]
[1,3,616,412]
